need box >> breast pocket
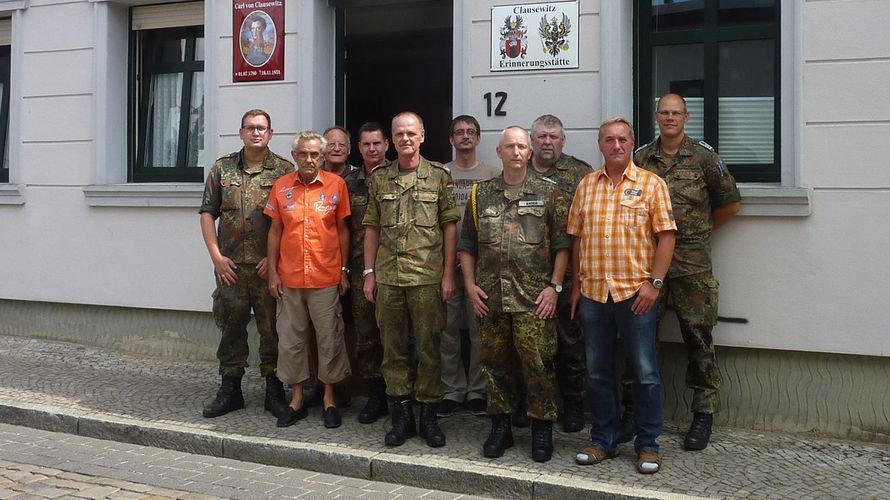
[671,170,706,205]
[478,209,501,243]
[619,199,648,228]
[221,179,241,211]
[517,206,546,244]
[413,191,439,227]
[377,193,399,227]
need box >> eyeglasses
[242,126,269,133]
[326,142,349,150]
[452,129,478,137]
[656,111,687,118]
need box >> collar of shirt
[238,148,275,173]
[594,160,640,185]
[293,170,325,186]
[385,157,432,180]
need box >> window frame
[635,2,781,183]
[0,44,10,183]
[128,24,204,183]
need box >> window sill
[738,185,811,217]
[0,184,24,205]
[83,183,203,208]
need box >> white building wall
[0,0,888,357]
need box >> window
[636,1,779,182]
[0,19,10,183]
[129,3,204,183]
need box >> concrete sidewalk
[0,334,887,499]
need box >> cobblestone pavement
[0,335,888,499]
[0,423,488,499]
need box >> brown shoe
[575,443,618,465]
[637,450,661,474]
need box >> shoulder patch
[697,140,715,152]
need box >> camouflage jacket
[343,161,391,272]
[458,173,571,313]
[199,148,294,264]
[363,157,460,287]
[634,135,741,277]
[529,153,594,200]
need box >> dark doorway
[334,0,453,165]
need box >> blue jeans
[578,294,663,454]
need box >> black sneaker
[276,406,308,427]
[466,398,487,416]
[436,399,463,418]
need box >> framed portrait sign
[233,1,285,82]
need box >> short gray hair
[500,126,530,144]
[597,117,635,143]
[292,130,327,151]
[531,114,565,137]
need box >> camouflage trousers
[376,283,443,403]
[621,271,721,414]
[480,310,558,421]
[211,265,278,378]
[351,271,383,379]
[555,279,586,400]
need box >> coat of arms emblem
[538,13,572,57]
[499,15,528,59]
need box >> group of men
[198,92,740,475]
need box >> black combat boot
[263,375,288,418]
[202,375,244,418]
[482,414,513,458]
[384,396,416,446]
[562,397,585,433]
[418,404,446,448]
[684,412,713,451]
[530,418,554,462]
[358,377,389,424]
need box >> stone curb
[0,402,695,499]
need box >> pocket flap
[517,206,546,217]
[413,191,439,203]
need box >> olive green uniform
[634,135,741,414]
[530,153,593,402]
[459,173,571,421]
[199,149,294,378]
[344,163,388,379]
[362,157,459,403]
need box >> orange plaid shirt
[567,161,676,303]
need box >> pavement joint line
[0,401,679,500]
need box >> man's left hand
[534,287,559,320]
[631,282,659,315]
[338,271,350,296]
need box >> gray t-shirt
[446,160,501,234]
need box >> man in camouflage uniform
[527,114,593,432]
[362,112,459,448]
[633,93,741,450]
[348,122,391,424]
[459,126,570,463]
[198,109,294,419]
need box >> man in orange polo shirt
[567,117,676,474]
[265,130,352,429]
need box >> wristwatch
[648,277,664,289]
[362,268,375,277]
[548,282,563,293]
[341,266,350,274]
